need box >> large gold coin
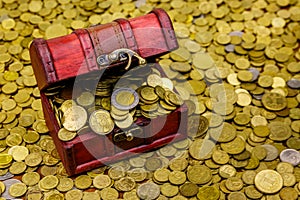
[62,106,87,132]
[89,109,114,135]
[254,169,283,194]
[262,92,287,111]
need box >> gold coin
[65,190,83,200]
[8,145,29,161]
[39,175,59,190]
[58,128,77,142]
[108,165,125,180]
[254,169,283,194]
[0,154,13,165]
[165,91,183,106]
[262,92,287,111]
[279,187,298,200]
[74,175,92,190]
[220,136,245,155]
[169,170,186,185]
[45,23,68,39]
[57,177,74,192]
[114,177,136,192]
[153,168,170,183]
[22,171,40,186]
[187,164,212,184]
[62,105,87,132]
[140,86,159,102]
[9,161,27,174]
[9,183,27,197]
[93,174,111,189]
[100,187,119,200]
[197,186,220,200]
[24,152,43,167]
[127,168,147,182]
[89,109,114,135]
[145,157,163,171]
[161,183,179,197]
[76,91,95,107]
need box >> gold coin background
[0,0,300,199]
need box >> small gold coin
[220,136,245,155]
[45,23,68,39]
[89,109,114,135]
[8,145,29,161]
[0,154,13,165]
[254,169,283,194]
[22,172,40,186]
[197,186,220,200]
[161,183,179,197]
[76,91,95,107]
[168,170,186,185]
[58,128,77,142]
[74,175,92,190]
[114,177,136,192]
[57,177,74,192]
[24,152,43,167]
[100,187,119,200]
[9,183,27,197]
[127,168,147,182]
[65,190,83,200]
[39,175,59,190]
[140,86,159,102]
[93,174,111,189]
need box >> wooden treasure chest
[29,8,188,175]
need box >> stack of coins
[48,65,184,141]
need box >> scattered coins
[0,0,299,199]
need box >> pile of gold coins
[48,65,184,141]
[1,0,300,199]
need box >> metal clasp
[113,127,143,142]
[97,48,146,70]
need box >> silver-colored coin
[111,88,139,110]
[229,31,244,37]
[248,68,260,81]
[280,149,300,166]
[262,144,279,161]
[225,44,235,52]
[287,79,300,89]
[0,172,14,181]
[137,182,160,200]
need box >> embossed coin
[111,88,139,110]
[262,92,287,111]
[89,109,114,135]
[58,128,77,142]
[254,170,283,194]
[137,182,160,200]
[62,105,87,132]
[9,182,27,197]
[279,149,300,166]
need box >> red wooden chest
[30,9,188,175]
